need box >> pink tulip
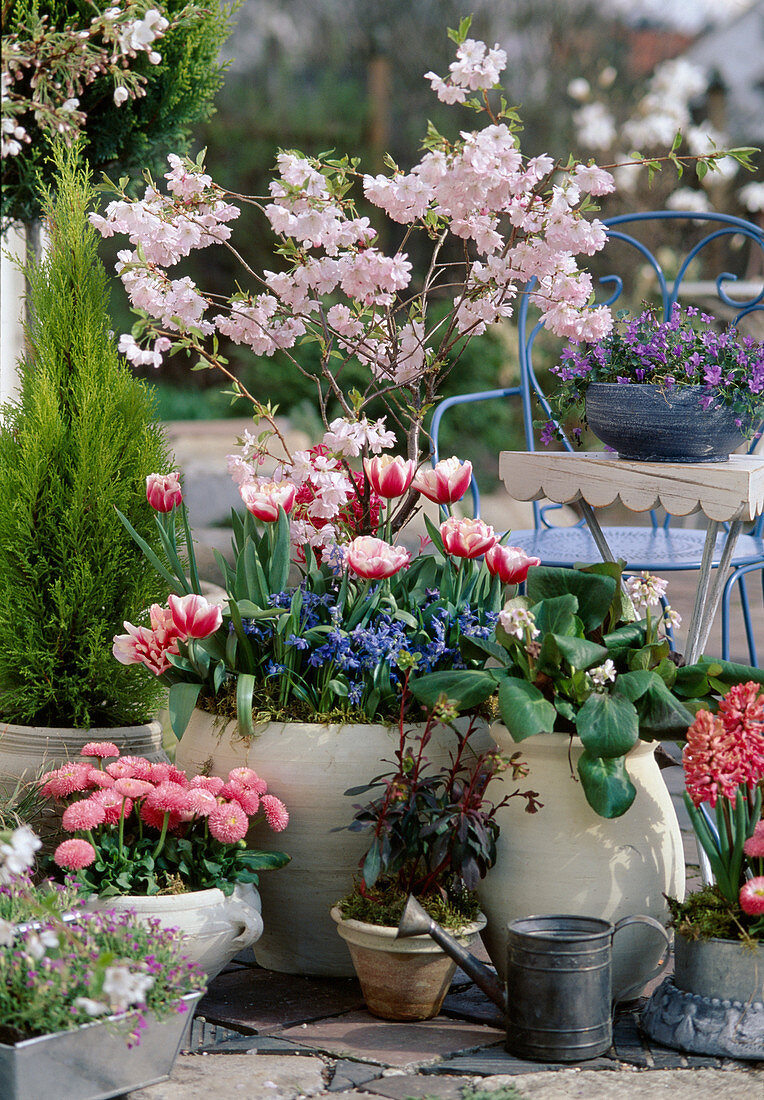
[412,457,473,504]
[346,536,411,579]
[146,471,183,512]
[112,603,184,676]
[168,593,223,638]
[440,516,497,559]
[363,455,417,498]
[240,480,297,522]
[485,544,540,585]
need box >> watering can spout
[396,895,506,1012]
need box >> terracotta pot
[0,722,166,795]
[89,884,263,981]
[477,728,685,998]
[331,905,486,1020]
[175,708,491,976]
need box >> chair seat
[509,525,764,573]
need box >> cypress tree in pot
[0,145,173,786]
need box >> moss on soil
[336,881,481,930]
[667,885,757,943]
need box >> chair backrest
[433,209,764,524]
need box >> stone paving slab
[278,1010,505,1067]
[328,1060,386,1092]
[357,1073,478,1098]
[197,965,364,1032]
[129,1052,328,1099]
[480,1067,764,1099]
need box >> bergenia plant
[411,563,764,819]
[544,303,764,445]
[114,467,539,737]
[38,744,290,897]
[682,682,764,936]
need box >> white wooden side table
[499,451,764,663]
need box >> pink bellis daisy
[261,794,289,832]
[54,838,97,870]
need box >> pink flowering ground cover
[39,744,290,898]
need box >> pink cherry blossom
[146,471,182,512]
[412,457,472,504]
[240,480,297,522]
[440,516,497,559]
[363,455,416,498]
[485,544,540,585]
[168,593,223,639]
[345,536,411,580]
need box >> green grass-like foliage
[2,0,232,222]
[0,146,171,727]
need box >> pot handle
[226,891,264,950]
[611,914,671,1007]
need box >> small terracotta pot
[331,905,486,1021]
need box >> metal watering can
[397,896,671,1063]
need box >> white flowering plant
[411,563,764,819]
[0,826,205,1047]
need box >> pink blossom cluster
[90,28,617,403]
[683,682,764,808]
[113,593,222,676]
[44,747,288,873]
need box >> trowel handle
[611,914,671,1006]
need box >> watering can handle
[611,914,671,1006]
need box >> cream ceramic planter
[331,906,486,1020]
[477,728,685,999]
[175,708,491,977]
[0,722,166,795]
[89,884,263,982]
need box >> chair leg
[721,567,759,666]
[738,575,757,667]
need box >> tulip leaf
[168,682,201,740]
[577,751,636,818]
[575,692,639,758]
[497,676,557,741]
[268,506,291,594]
[236,672,256,739]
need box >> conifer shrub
[0,147,172,727]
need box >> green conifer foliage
[0,147,171,727]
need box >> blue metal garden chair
[431,210,764,663]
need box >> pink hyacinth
[261,794,289,832]
[208,800,249,843]
[682,709,747,808]
[54,838,96,870]
[90,788,132,824]
[345,536,411,580]
[440,515,497,559]
[190,775,225,796]
[363,454,416,498]
[113,777,154,800]
[717,681,764,786]
[81,741,120,760]
[484,544,540,585]
[740,877,764,916]
[168,593,223,639]
[62,799,107,832]
[146,471,183,513]
[227,767,268,795]
[412,456,472,505]
[40,762,93,798]
[240,479,296,522]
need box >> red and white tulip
[412,457,472,504]
[440,516,497,560]
[345,536,411,579]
